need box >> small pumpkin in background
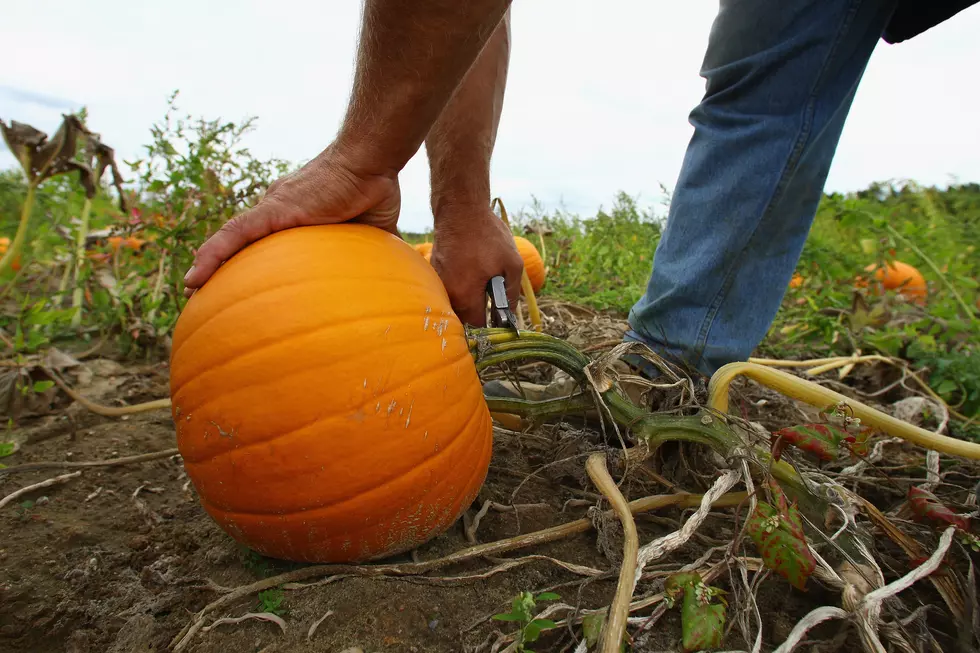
[860,260,927,305]
[1,240,21,271]
[170,224,493,563]
[788,273,804,289]
[513,235,545,293]
[414,241,433,262]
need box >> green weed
[492,590,560,652]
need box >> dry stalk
[42,365,171,416]
[170,490,746,651]
[585,452,637,653]
[202,611,286,634]
[853,493,966,621]
[634,469,742,581]
[0,448,179,477]
[307,610,334,641]
[747,355,970,424]
[0,470,82,508]
[708,362,980,459]
[772,526,957,653]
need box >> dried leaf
[908,486,971,532]
[0,120,47,170]
[746,480,817,590]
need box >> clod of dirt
[108,614,156,653]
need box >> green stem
[70,198,93,327]
[146,249,168,325]
[56,258,72,304]
[884,223,976,322]
[485,394,595,421]
[472,326,863,560]
[0,183,36,277]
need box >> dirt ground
[0,308,975,653]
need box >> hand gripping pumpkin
[169,224,493,563]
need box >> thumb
[183,199,289,290]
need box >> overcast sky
[2,1,979,232]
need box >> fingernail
[183,265,196,282]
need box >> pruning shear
[487,275,520,337]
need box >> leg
[627,0,899,377]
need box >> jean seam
[690,0,863,370]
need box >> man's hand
[430,205,524,326]
[182,145,399,294]
[181,0,511,294]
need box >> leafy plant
[492,590,560,652]
[256,588,286,616]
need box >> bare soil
[0,312,974,653]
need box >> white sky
[2,1,979,232]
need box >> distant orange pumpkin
[862,260,927,305]
[789,273,804,289]
[513,236,545,293]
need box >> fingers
[182,199,287,292]
[456,299,488,328]
[504,258,524,308]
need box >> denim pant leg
[626,0,899,377]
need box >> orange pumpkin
[169,224,493,562]
[124,236,146,251]
[0,237,9,255]
[789,273,804,289]
[863,260,927,305]
[414,241,433,257]
[513,236,545,292]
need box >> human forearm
[337,0,512,175]
[426,10,511,217]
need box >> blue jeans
[626,0,899,377]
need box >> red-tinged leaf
[746,482,816,590]
[908,486,971,532]
[772,423,845,461]
[665,572,701,597]
[680,582,725,652]
[845,426,875,457]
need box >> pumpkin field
[1,103,979,653]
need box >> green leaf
[534,592,560,602]
[680,583,725,652]
[0,442,15,458]
[745,481,817,590]
[582,613,604,646]
[32,380,54,393]
[491,612,523,622]
[935,379,958,396]
[523,621,544,643]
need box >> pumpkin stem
[469,327,869,562]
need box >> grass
[1,98,977,437]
